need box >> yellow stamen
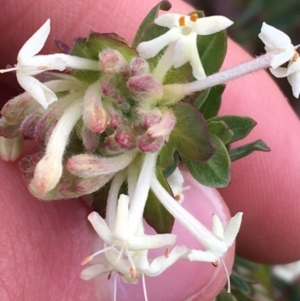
[130,266,136,278]
[212,261,219,267]
[165,247,170,258]
[292,52,299,62]
[190,13,198,22]
[179,16,185,27]
[174,195,181,201]
[81,255,93,265]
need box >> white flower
[269,59,300,98]
[0,20,67,108]
[188,212,243,263]
[81,194,177,278]
[258,22,299,69]
[137,13,233,80]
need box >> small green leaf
[161,102,215,164]
[208,121,233,144]
[199,85,225,119]
[231,273,251,294]
[144,168,175,233]
[162,152,179,178]
[132,1,172,48]
[231,289,257,301]
[216,290,237,301]
[229,140,270,162]
[209,116,257,143]
[182,134,231,187]
[193,88,211,109]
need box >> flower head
[137,13,233,80]
[259,22,299,69]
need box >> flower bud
[81,126,99,152]
[67,152,136,177]
[138,135,164,152]
[146,110,176,138]
[130,57,149,76]
[0,117,20,139]
[20,112,42,139]
[0,136,24,161]
[83,82,109,133]
[99,49,127,74]
[127,75,163,101]
[115,129,136,150]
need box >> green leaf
[182,134,231,187]
[216,290,237,301]
[208,121,233,145]
[193,88,211,109]
[199,85,225,119]
[159,102,214,168]
[132,1,172,48]
[231,289,257,301]
[209,116,257,143]
[197,21,228,75]
[229,140,270,162]
[144,168,175,233]
[231,273,251,294]
[162,152,179,178]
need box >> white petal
[128,233,176,250]
[16,73,56,109]
[88,211,114,245]
[81,263,111,280]
[194,16,233,35]
[223,212,243,248]
[288,72,300,98]
[114,194,130,240]
[136,27,181,59]
[259,22,292,50]
[270,48,294,69]
[269,67,289,78]
[188,249,219,262]
[18,19,51,61]
[173,35,194,67]
[147,245,187,276]
[155,13,182,28]
[211,214,224,240]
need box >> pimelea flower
[259,22,300,69]
[137,13,233,80]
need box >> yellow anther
[190,13,198,22]
[292,51,299,62]
[130,266,136,279]
[165,247,170,258]
[81,255,92,265]
[174,195,181,201]
[179,16,185,27]
[212,261,219,267]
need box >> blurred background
[184,0,300,114]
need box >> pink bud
[83,85,109,133]
[1,91,37,125]
[66,152,135,177]
[138,135,164,152]
[81,126,99,152]
[75,174,114,195]
[104,135,122,153]
[0,136,24,161]
[130,57,149,76]
[146,110,176,138]
[108,111,123,129]
[99,49,127,74]
[19,152,44,181]
[127,75,163,101]
[20,112,41,139]
[115,129,136,150]
[100,77,115,96]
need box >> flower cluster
[1,4,299,301]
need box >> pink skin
[0,0,300,300]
